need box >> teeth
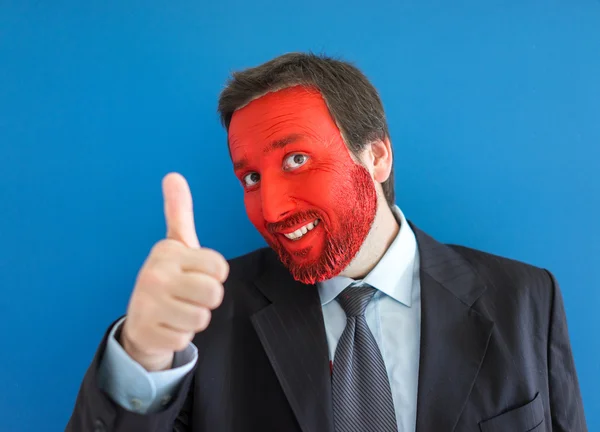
[283,219,320,240]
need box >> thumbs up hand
[120,173,229,371]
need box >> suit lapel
[247,223,494,432]
[411,224,495,431]
[250,250,334,432]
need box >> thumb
[162,172,201,248]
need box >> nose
[260,171,296,222]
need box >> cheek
[299,159,361,205]
[300,177,336,206]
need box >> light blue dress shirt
[98,317,198,414]
[99,205,421,431]
[319,206,421,431]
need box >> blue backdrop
[1,1,598,430]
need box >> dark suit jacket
[66,224,587,432]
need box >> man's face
[228,86,377,284]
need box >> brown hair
[217,52,395,207]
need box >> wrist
[119,328,174,372]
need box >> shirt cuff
[97,317,198,414]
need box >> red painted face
[228,86,377,284]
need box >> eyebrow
[263,133,304,154]
[232,134,304,172]
[233,159,248,171]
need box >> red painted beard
[260,163,377,285]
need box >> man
[67,53,587,432]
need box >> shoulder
[448,244,554,289]
[226,246,272,281]
[447,244,556,318]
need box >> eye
[243,172,260,187]
[283,153,309,171]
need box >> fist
[120,173,229,371]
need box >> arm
[65,318,196,432]
[67,174,226,431]
[545,270,587,432]
[98,317,197,414]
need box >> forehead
[228,86,341,152]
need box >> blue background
[1,1,598,430]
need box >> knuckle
[140,267,171,289]
[206,281,224,309]
[216,258,230,282]
[194,308,212,332]
[174,334,191,351]
[150,240,168,256]
[151,239,180,257]
[201,249,229,280]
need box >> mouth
[279,219,321,241]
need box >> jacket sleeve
[65,318,196,432]
[545,270,587,432]
[98,317,197,414]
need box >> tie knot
[336,283,377,317]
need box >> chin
[283,245,354,285]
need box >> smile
[282,219,320,241]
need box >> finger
[158,298,212,332]
[172,272,224,310]
[179,248,230,282]
[162,172,201,249]
[150,324,195,353]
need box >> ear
[363,137,393,184]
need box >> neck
[340,199,400,280]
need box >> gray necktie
[331,283,398,432]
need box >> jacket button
[93,419,106,432]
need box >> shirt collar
[317,205,417,308]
